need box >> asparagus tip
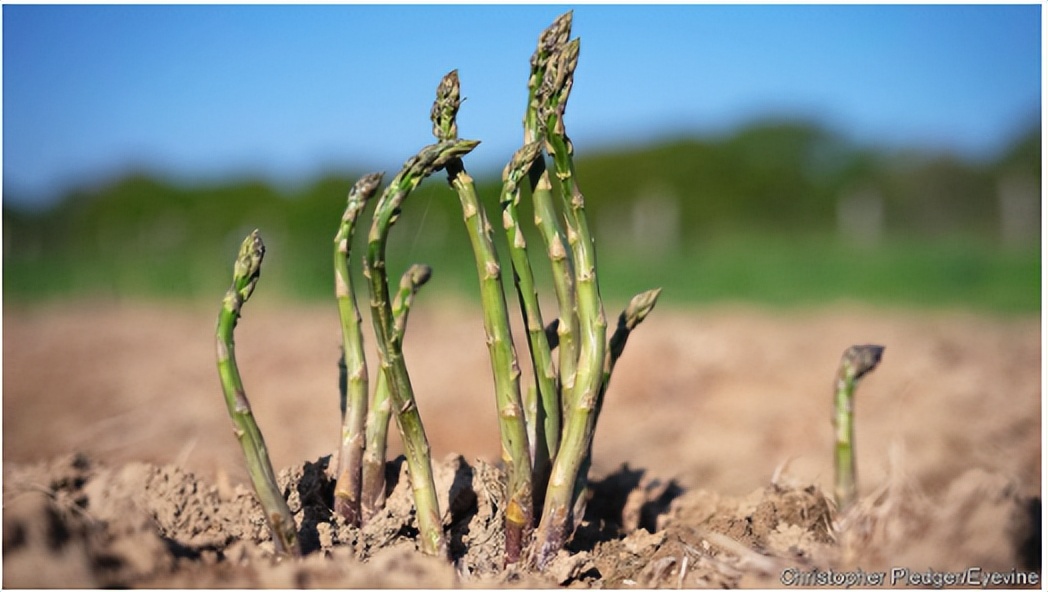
[431,70,462,142]
[237,229,265,273]
[404,263,433,289]
[624,287,662,330]
[537,37,581,132]
[352,172,385,201]
[502,141,544,189]
[538,11,573,57]
[231,230,265,304]
[430,139,481,172]
[840,344,885,383]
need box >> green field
[4,120,1039,313]
[599,235,1040,313]
[4,230,1038,314]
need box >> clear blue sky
[3,3,1041,209]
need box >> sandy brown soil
[3,300,1041,587]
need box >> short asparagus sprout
[333,173,383,526]
[215,230,300,557]
[364,140,477,558]
[432,70,534,564]
[833,344,885,511]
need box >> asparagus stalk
[833,344,885,511]
[532,36,610,570]
[500,140,560,503]
[365,139,477,558]
[432,70,534,564]
[333,173,383,526]
[524,13,578,412]
[572,288,662,525]
[215,230,300,557]
[360,263,432,523]
[449,165,534,563]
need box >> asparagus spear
[500,140,560,506]
[365,139,476,558]
[333,173,383,526]
[833,344,885,511]
[524,12,578,414]
[572,288,662,525]
[532,36,610,570]
[215,230,300,557]
[432,70,534,564]
[360,263,432,523]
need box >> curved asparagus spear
[599,288,661,419]
[834,344,885,511]
[361,263,432,523]
[501,140,560,505]
[432,70,534,564]
[333,173,383,526]
[532,36,610,570]
[215,230,300,557]
[365,139,477,558]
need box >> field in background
[3,119,1040,313]
[4,231,1039,313]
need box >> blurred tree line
[575,118,1039,248]
[3,118,1040,304]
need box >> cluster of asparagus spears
[213,11,660,566]
[213,11,889,569]
[432,11,665,566]
[430,12,664,567]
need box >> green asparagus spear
[432,70,534,564]
[365,140,477,558]
[532,35,610,570]
[215,230,300,557]
[833,344,885,511]
[333,173,383,526]
[500,140,560,507]
[524,12,578,413]
[360,263,432,523]
[572,288,662,525]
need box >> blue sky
[3,4,1041,209]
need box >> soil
[3,300,1041,587]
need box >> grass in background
[599,233,1040,313]
[5,115,1037,314]
[4,231,1038,314]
